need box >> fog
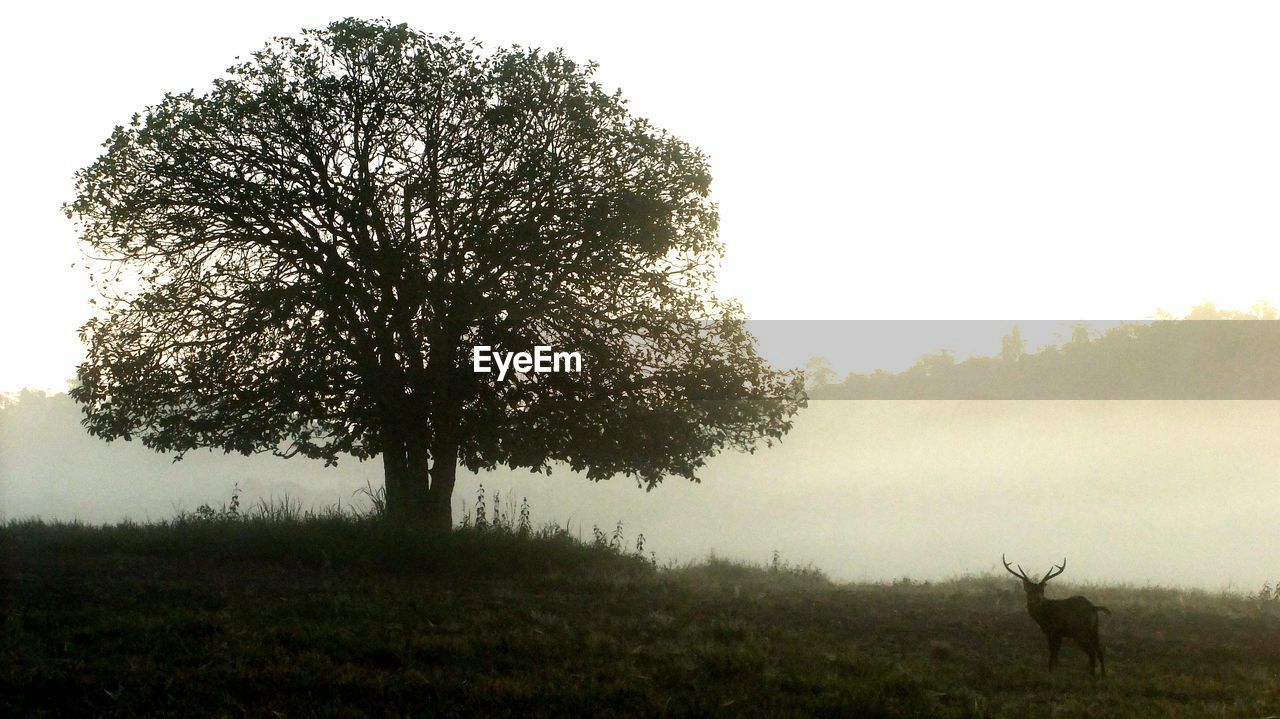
[4,393,1276,592]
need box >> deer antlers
[1003,554,1068,584]
[1043,558,1067,582]
[1002,554,1032,581]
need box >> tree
[803,357,836,391]
[68,19,804,529]
[911,349,955,377]
[1000,325,1025,363]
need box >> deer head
[1002,554,1067,605]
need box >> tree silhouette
[67,19,804,528]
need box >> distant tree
[1186,302,1227,320]
[804,357,836,390]
[67,19,804,529]
[1183,301,1279,320]
[823,306,1280,400]
[911,349,955,377]
[1161,301,1276,320]
[1251,301,1278,320]
[1000,325,1026,363]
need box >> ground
[3,518,1278,717]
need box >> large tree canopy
[68,18,804,528]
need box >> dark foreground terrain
[3,515,1279,718]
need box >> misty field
[3,516,1278,718]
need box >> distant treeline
[810,304,1280,399]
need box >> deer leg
[1047,634,1062,670]
[1096,640,1106,677]
[1071,636,1097,676]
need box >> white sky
[3,1,1279,393]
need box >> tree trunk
[425,438,458,532]
[381,424,410,522]
[421,327,461,532]
[381,400,433,524]
[405,436,432,522]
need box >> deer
[1002,555,1111,676]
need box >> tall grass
[3,483,660,582]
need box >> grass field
[3,507,1279,717]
